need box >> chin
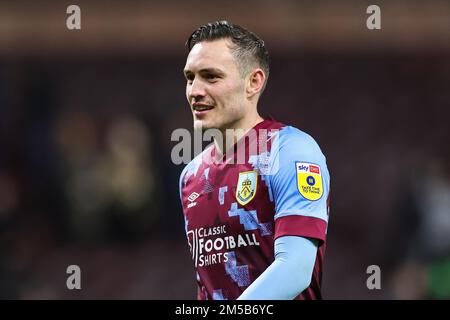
[193,119,207,131]
[193,118,214,130]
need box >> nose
[188,78,206,102]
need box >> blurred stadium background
[0,0,449,299]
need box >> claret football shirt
[179,119,330,300]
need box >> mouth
[192,103,214,118]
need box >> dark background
[0,0,449,299]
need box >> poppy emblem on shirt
[296,162,323,201]
[236,171,258,206]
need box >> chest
[182,163,274,233]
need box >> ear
[246,68,266,98]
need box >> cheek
[218,82,245,106]
[228,87,247,113]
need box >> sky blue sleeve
[267,126,330,241]
[237,235,318,300]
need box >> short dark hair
[186,20,270,90]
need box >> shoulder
[268,124,329,182]
[178,145,212,199]
[179,143,214,184]
[274,125,325,158]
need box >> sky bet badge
[296,162,323,201]
[236,171,258,206]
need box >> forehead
[184,39,237,72]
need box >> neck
[213,113,264,156]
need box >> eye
[205,74,219,82]
[185,74,194,83]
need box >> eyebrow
[183,68,225,77]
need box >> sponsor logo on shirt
[187,225,260,267]
[296,162,323,201]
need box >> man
[179,21,330,300]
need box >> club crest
[236,171,258,206]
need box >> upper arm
[268,127,330,244]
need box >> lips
[193,104,214,111]
[192,103,214,118]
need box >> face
[184,39,248,132]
